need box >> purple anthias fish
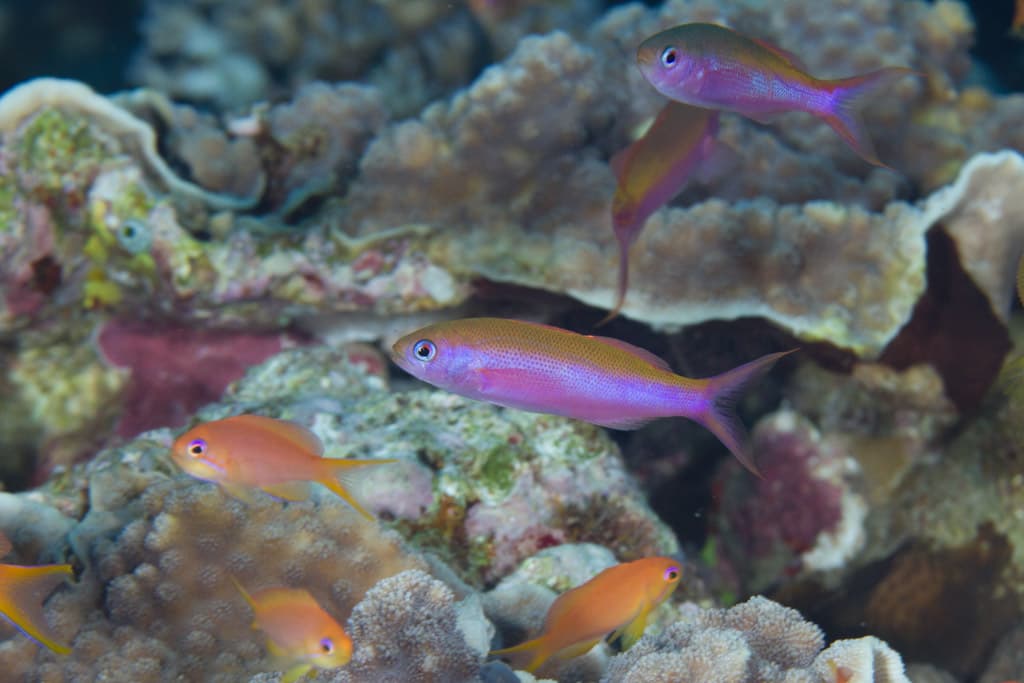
[391,317,794,474]
[636,23,917,167]
[601,102,719,325]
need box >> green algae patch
[17,108,111,197]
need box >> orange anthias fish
[601,101,719,325]
[392,318,793,474]
[490,557,682,672]
[231,578,352,683]
[0,533,74,654]
[637,23,916,167]
[171,414,394,520]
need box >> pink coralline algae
[712,411,866,592]
[96,319,303,437]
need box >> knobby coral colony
[4,2,1010,682]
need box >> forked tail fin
[820,67,918,167]
[0,563,74,654]
[490,636,552,673]
[695,350,797,476]
[318,458,397,521]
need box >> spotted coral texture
[317,569,484,683]
[602,596,909,683]
[0,448,426,682]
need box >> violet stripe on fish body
[390,317,793,474]
[636,22,917,167]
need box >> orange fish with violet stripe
[490,556,682,673]
[231,576,352,683]
[171,414,395,519]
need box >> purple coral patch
[725,416,844,560]
[96,319,303,437]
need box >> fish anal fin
[226,414,324,456]
[586,337,671,371]
[590,417,653,431]
[219,482,261,504]
[0,563,74,654]
[261,481,311,502]
[281,663,313,683]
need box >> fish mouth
[636,44,655,68]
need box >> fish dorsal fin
[749,35,806,71]
[227,414,324,456]
[588,336,672,371]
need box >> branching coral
[0,431,428,682]
[602,596,909,683]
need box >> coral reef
[0,429,427,682]
[602,595,909,683]
[216,345,679,586]
[319,569,489,683]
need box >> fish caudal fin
[318,458,397,520]
[596,231,632,328]
[694,350,797,476]
[490,636,553,673]
[0,563,74,654]
[820,67,917,167]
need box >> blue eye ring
[188,438,207,458]
[664,565,680,581]
[661,47,678,67]
[412,339,437,362]
[319,637,334,653]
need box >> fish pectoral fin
[280,663,313,683]
[0,563,74,654]
[219,482,261,504]
[260,481,311,502]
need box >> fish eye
[412,339,437,362]
[187,438,207,458]
[115,218,153,254]
[660,47,678,68]
[319,637,333,654]
[664,565,680,582]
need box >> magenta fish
[602,102,719,325]
[391,317,794,474]
[636,23,916,167]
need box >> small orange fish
[232,577,352,683]
[171,414,394,520]
[1014,0,1024,37]
[0,533,74,654]
[490,557,681,672]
